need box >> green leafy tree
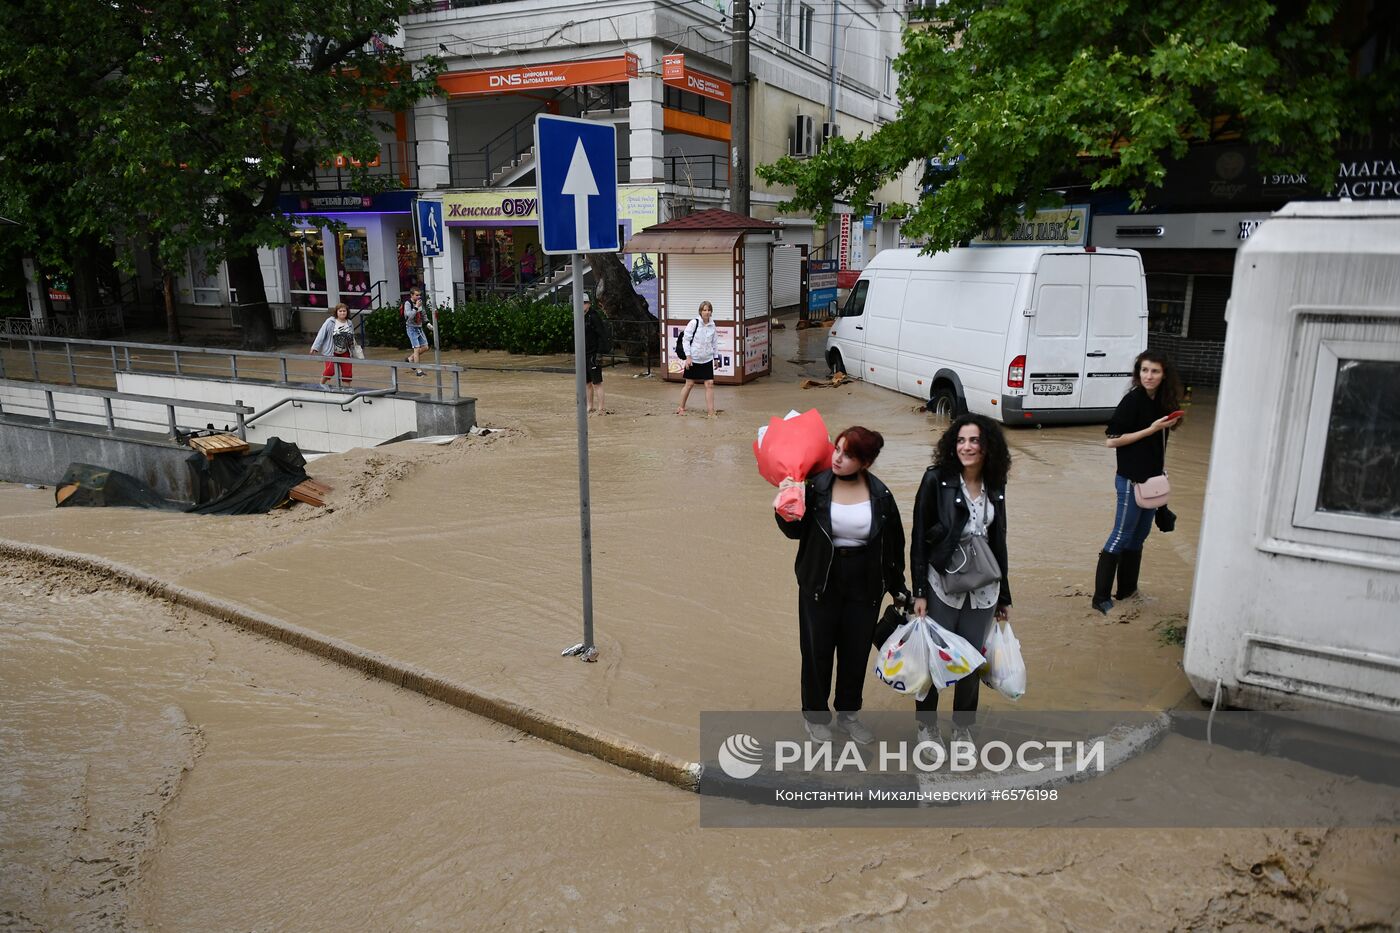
[758,0,1398,251]
[0,0,443,347]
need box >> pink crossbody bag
[1133,431,1170,508]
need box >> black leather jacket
[910,465,1012,608]
[775,469,908,604]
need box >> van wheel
[829,350,846,376]
[929,385,959,419]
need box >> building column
[629,50,665,183]
[414,97,452,190]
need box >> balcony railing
[306,139,418,192]
[665,154,728,189]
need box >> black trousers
[915,594,994,728]
[798,550,880,723]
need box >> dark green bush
[363,296,573,355]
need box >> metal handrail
[245,387,397,427]
[3,334,465,401]
[0,377,252,439]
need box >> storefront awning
[623,229,746,254]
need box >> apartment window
[777,0,793,46]
[798,3,815,54]
[884,57,893,97]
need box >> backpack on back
[673,318,698,359]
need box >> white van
[1183,201,1400,713]
[825,247,1147,424]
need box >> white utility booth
[626,209,779,386]
[1183,200,1400,713]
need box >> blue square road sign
[417,199,444,258]
[535,115,619,255]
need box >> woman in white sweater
[309,303,358,389]
[676,300,719,416]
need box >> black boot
[1115,549,1143,601]
[1092,551,1118,614]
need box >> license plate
[1033,382,1074,395]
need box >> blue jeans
[1103,474,1156,553]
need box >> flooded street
[3,322,1399,929]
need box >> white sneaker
[951,726,975,753]
[916,722,944,750]
[803,719,833,743]
[837,713,876,745]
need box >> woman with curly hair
[909,413,1013,746]
[1091,350,1184,613]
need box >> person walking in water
[583,296,607,414]
[310,303,357,389]
[1091,350,1184,614]
[676,300,719,416]
[401,287,429,377]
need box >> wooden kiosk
[624,209,779,385]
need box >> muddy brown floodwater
[3,323,1399,929]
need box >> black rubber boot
[1092,551,1118,614]
[1115,549,1143,601]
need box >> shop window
[288,231,328,309]
[337,228,371,310]
[396,227,423,297]
[1146,273,1188,336]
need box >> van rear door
[1082,254,1147,409]
[1025,253,1089,409]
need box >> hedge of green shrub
[363,297,574,355]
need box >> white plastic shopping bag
[874,616,934,700]
[982,621,1026,700]
[921,616,987,690]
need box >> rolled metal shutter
[772,245,802,309]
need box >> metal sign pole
[563,253,596,660]
[428,261,442,401]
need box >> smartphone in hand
[1167,409,1186,420]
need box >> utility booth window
[1282,316,1400,548]
[1315,357,1400,522]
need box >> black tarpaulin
[54,437,310,515]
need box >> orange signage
[662,64,732,104]
[439,55,639,97]
[663,54,685,81]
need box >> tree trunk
[225,245,276,350]
[162,270,182,344]
[587,252,658,365]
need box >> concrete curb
[0,539,703,793]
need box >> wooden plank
[188,433,250,459]
[289,478,333,507]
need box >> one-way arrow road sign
[535,115,619,255]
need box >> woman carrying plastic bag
[982,621,1026,701]
[909,414,1015,751]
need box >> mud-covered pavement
[3,321,1398,929]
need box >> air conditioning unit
[820,122,841,149]
[872,201,887,219]
[791,114,817,157]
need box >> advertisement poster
[619,188,660,318]
[808,259,838,316]
[744,319,770,376]
[973,205,1089,246]
[838,214,851,269]
[712,325,737,378]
